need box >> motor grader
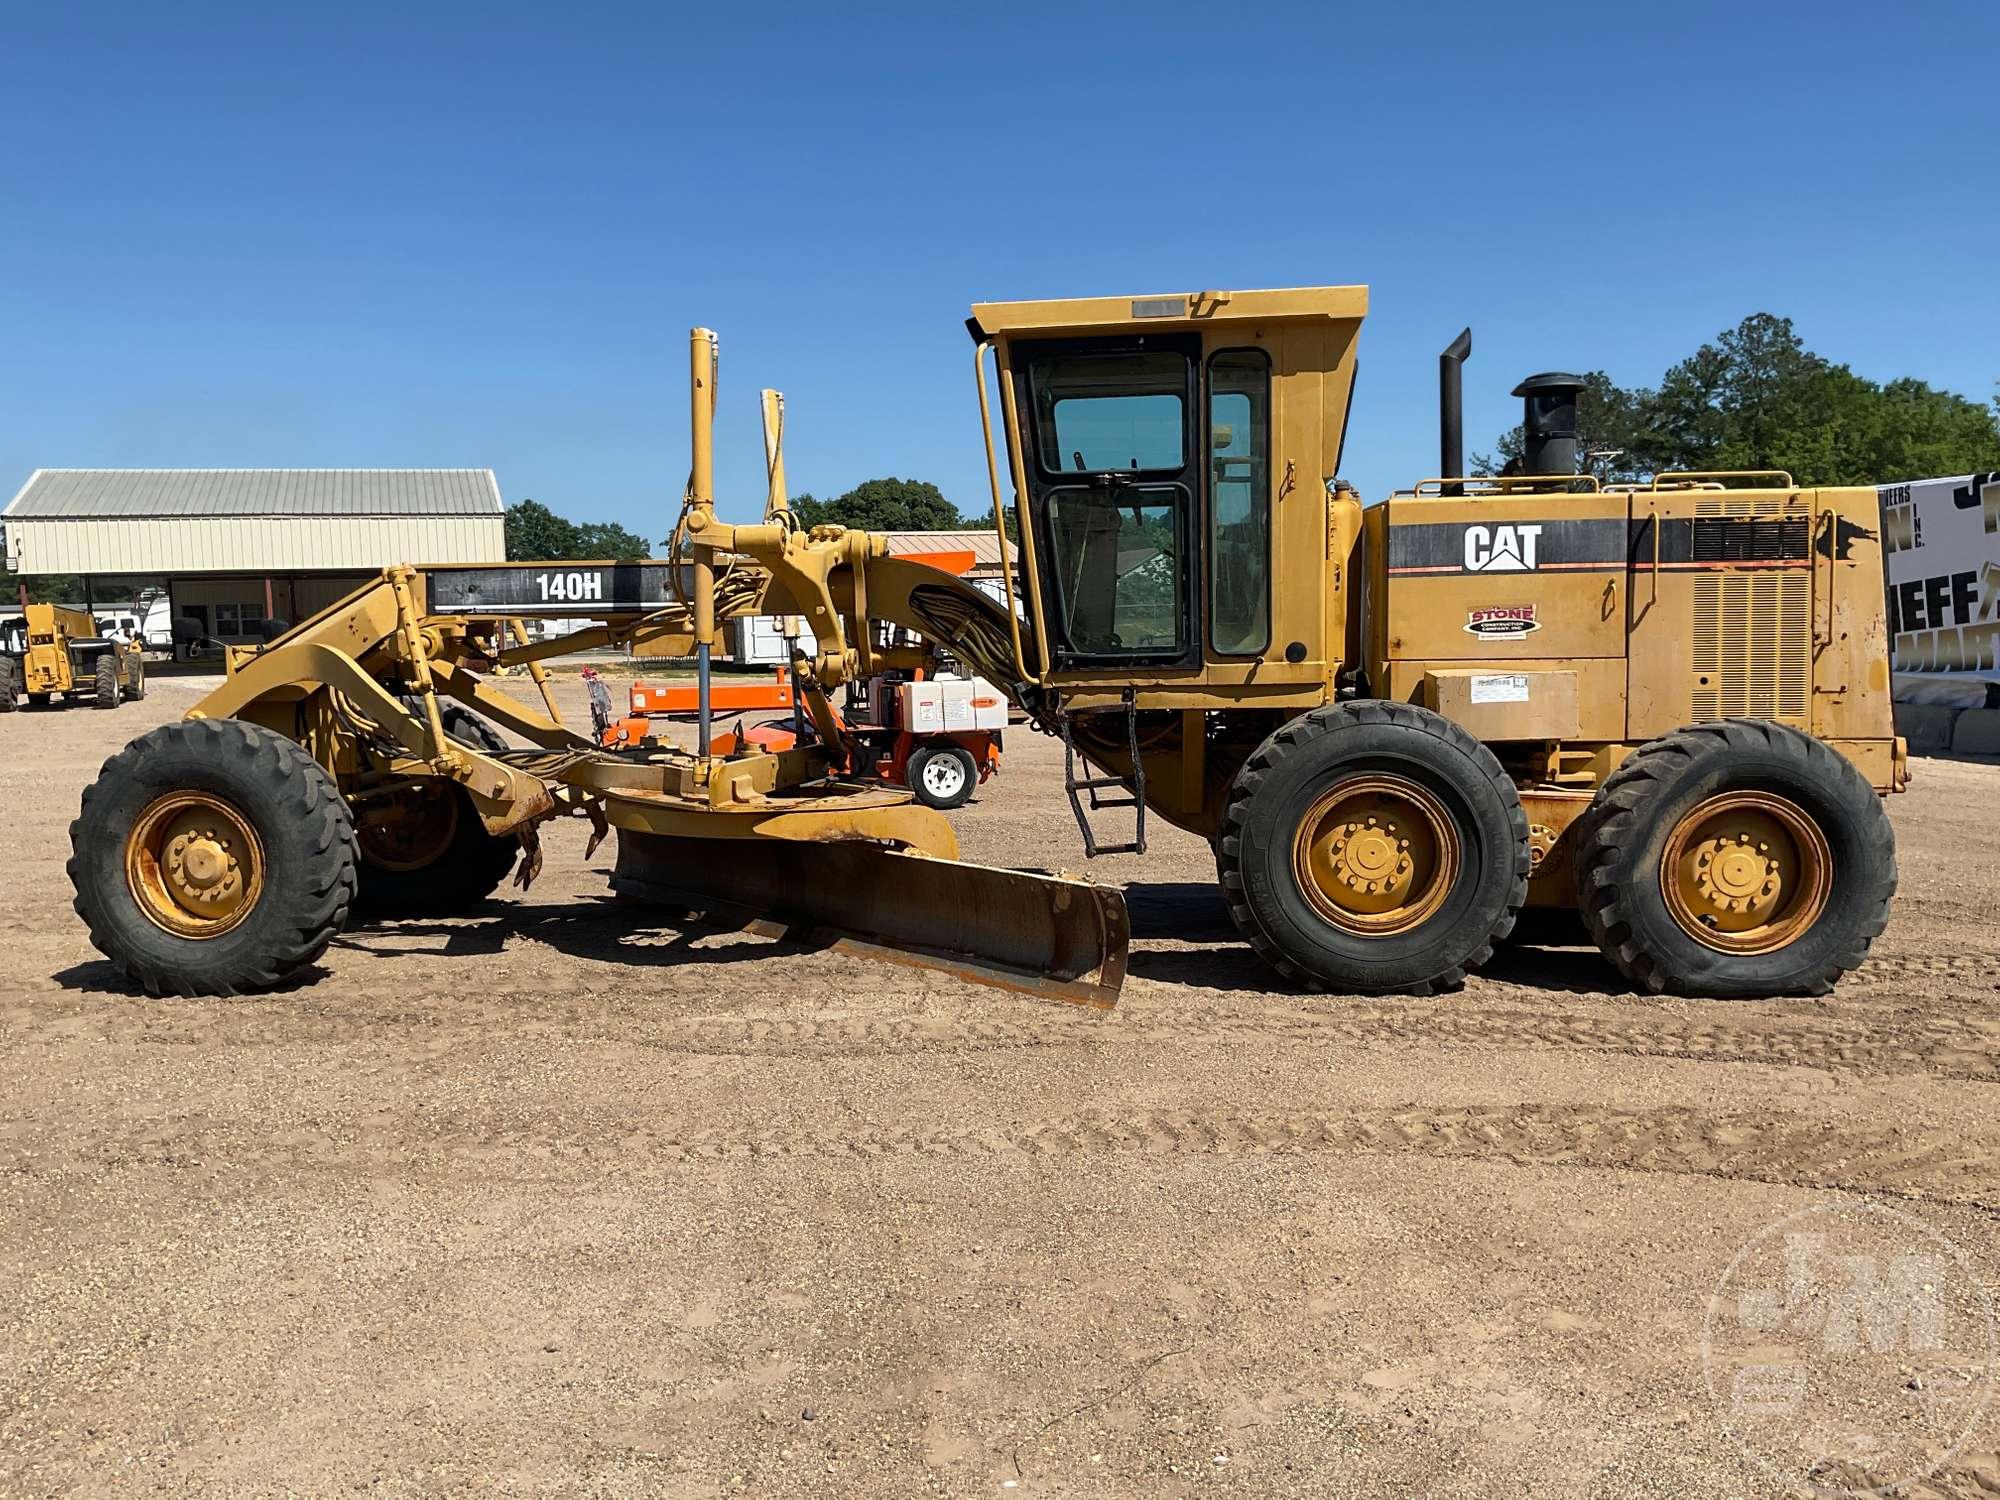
[2,603,145,711]
[68,286,1902,1004]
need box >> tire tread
[67,717,358,996]
[1572,718,1895,997]
[1215,701,1529,994]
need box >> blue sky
[3,1,1995,536]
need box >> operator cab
[970,287,1365,704]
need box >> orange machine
[595,667,798,747]
[599,666,1001,810]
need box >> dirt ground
[3,677,1998,1498]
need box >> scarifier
[68,287,1904,1004]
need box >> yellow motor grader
[68,286,1902,1003]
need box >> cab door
[1009,334,1203,672]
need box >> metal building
[2,469,505,643]
[877,529,1015,599]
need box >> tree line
[502,500,654,562]
[1477,313,2000,485]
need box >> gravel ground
[3,678,1998,1498]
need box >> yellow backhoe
[67,286,1903,1003]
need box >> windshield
[1029,351,1187,474]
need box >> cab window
[1208,349,1271,655]
[1030,352,1186,475]
[1043,484,1185,655]
[1019,340,1199,666]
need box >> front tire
[125,654,146,701]
[909,742,977,810]
[93,652,122,709]
[1573,719,1895,997]
[68,718,358,995]
[1217,701,1529,994]
[0,657,15,712]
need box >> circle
[1702,1199,1997,1496]
[1662,791,1832,954]
[920,750,967,802]
[1292,773,1461,936]
[123,791,266,938]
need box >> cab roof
[968,284,1368,339]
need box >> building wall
[9,515,504,575]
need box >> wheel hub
[1294,775,1460,936]
[172,832,234,894]
[1325,818,1411,896]
[1662,792,1830,954]
[126,794,265,938]
[1694,832,1782,913]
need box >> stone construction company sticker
[1702,1199,1997,1496]
[1464,604,1539,639]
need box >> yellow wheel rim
[1293,773,1461,936]
[1660,791,1831,955]
[124,792,266,939]
[356,783,459,872]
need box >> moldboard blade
[610,831,1127,1008]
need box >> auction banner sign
[1879,472,2000,683]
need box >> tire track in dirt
[23,1103,2000,1215]
[620,1006,2000,1084]
[13,995,1997,1083]
[660,1104,2000,1214]
[1847,950,2000,992]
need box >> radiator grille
[1691,517,1809,561]
[1691,570,1810,723]
[1693,495,1805,519]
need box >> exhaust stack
[1439,328,1472,496]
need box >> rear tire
[909,742,977,810]
[125,654,146,701]
[1572,719,1895,997]
[93,652,121,709]
[1216,701,1529,993]
[351,705,519,916]
[68,718,358,995]
[0,657,15,712]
